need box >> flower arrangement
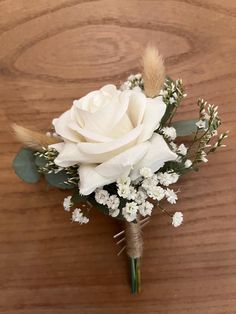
[12,45,228,294]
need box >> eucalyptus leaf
[13,148,41,183]
[45,171,75,190]
[171,119,198,137]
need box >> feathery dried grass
[12,124,60,151]
[142,45,165,98]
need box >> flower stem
[130,257,136,294]
[130,257,141,294]
[136,258,141,293]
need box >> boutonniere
[12,45,228,294]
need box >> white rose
[51,85,177,195]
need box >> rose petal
[53,110,83,142]
[127,91,147,126]
[79,142,150,195]
[73,86,129,135]
[79,165,115,195]
[130,133,178,179]
[51,142,101,167]
[49,142,65,152]
[100,84,118,95]
[96,142,150,178]
[138,96,166,142]
[77,124,143,154]
[69,121,112,143]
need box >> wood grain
[0,1,236,313]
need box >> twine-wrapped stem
[125,217,143,294]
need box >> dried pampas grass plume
[142,45,165,98]
[12,124,61,151]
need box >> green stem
[130,258,136,294]
[130,257,141,294]
[136,258,141,293]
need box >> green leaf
[13,148,41,183]
[45,171,75,190]
[71,189,87,203]
[171,119,198,137]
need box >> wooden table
[0,1,236,313]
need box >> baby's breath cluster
[95,189,120,218]
[63,195,89,224]
[160,125,192,173]
[120,73,144,91]
[92,167,183,227]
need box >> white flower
[169,141,177,152]
[139,201,154,217]
[126,186,137,200]
[63,195,73,211]
[156,172,179,186]
[107,195,120,210]
[196,120,206,129]
[200,151,208,163]
[122,202,138,222]
[142,176,158,190]
[147,186,165,201]
[109,207,120,218]
[117,176,131,187]
[173,92,178,99]
[128,74,135,81]
[172,212,183,227]
[51,85,177,195]
[184,159,192,168]
[135,189,148,204]
[170,172,179,184]
[159,89,168,97]
[95,188,109,205]
[177,144,188,156]
[169,97,175,104]
[135,73,142,79]
[161,127,177,140]
[212,130,218,136]
[117,185,131,198]
[72,208,89,224]
[165,188,178,204]
[140,167,153,178]
[203,112,210,120]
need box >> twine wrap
[125,219,143,259]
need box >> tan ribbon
[125,219,143,259]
